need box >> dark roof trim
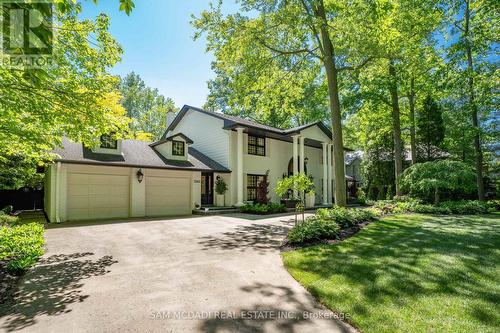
[151,132,194,147]
[165,133,193,144]
[54,159,231,173]
[163,105,333,140]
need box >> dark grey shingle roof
[53,138,230,173]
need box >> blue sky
[81,1,240,108]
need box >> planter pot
[305,193,315,208]
[216,194,225,207]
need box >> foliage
[240,203,286,215]
[0,3,130,188]
[287,216,340,244]
[417,95,445,161]
[287,206,378,244]
[0,223,45,273]
[119,72,178,141]
[0,213,19,226]
[275,173,314,202]
[256,170,270,204]
[283,214,500,332]
[214,177,228,195]
[371,199,496,215]
[400,160,477,204]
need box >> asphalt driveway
[0,214,355,333]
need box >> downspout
[55,162,61,223]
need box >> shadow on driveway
[198,219,295,254]
[199,282,352,333]
[0,253,117,332]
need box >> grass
[282,213,500,333]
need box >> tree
[0,3,130,188]
[444,0,498,200]
[417,96,445,160]
[193,0,379,206]
[120,72,178,141]
[275,173,314,204]
[400,160,477,204]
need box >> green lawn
[282,214,500,333]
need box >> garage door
[146,176,190,216]
[67,173,130,220]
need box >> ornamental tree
[399,160,476,204]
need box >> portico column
[327,144,333,204]
[235,127,245,206]
[292,135,299,198]
[322,143,328,205]
[299,136,305,174]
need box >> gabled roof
[163,105,333,140]
[150,132,193,147]
[53,138,230,173]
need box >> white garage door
[67,173,130,221]
[146,176,191,216]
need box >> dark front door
[201,172,214,205]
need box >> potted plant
[215,177,227,207]
[305,189,315,208]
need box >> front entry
[201,172,214,205]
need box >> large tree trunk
[388,60,403,197]
[315,0,347,206]
[464,0,485,200]
[409,77,417,164]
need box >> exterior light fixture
[136,169,144,183]
[304,157,309,165]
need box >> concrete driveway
[0,214,355,333]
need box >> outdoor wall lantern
[136,169,144,183]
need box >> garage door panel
[146,176,190,216]
[67,172,130,221]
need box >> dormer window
[100,134,117,149]
[172,140,185,156]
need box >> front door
[201,172,214,205]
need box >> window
[247,174,266,201]
[248,135,266,156]
[100,134,117,149]
[172,140,185,156]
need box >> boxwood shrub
[240,202,286,215]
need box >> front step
[192,207,239,215]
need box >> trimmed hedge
[0,223,45,274]
[240,202,286,215]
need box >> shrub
[399,160,476,204]
[287,206,378,244]
[288,216,340,244]
[215,177,228,195]
[240,203,286,215]
[0,223,45,273]
[1,205,13,214]
[0,213,19,226]
[439,200,492,215]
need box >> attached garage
[146,176,191,216]
[45,137,230,223]
[67,172,130,220]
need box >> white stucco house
[45,105,346,222]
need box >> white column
[299,136,305,174]
[292,135,299,198]
[235,127,245,206]
[327,144,333,204]
[292,135,299,176]
[322,143,328,205]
